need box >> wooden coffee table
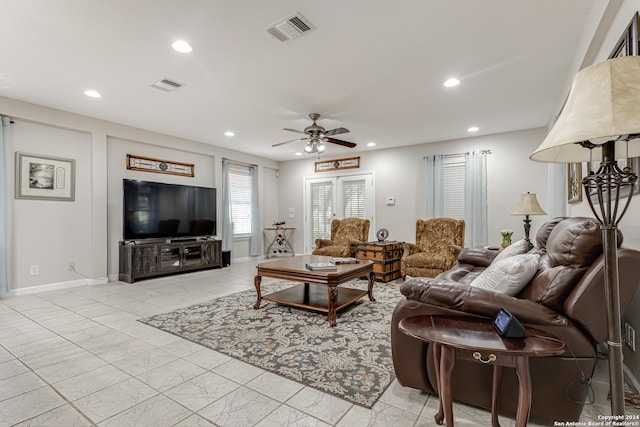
[254,255,375,326]
[398,315,566,427]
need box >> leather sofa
[391,217,640,422]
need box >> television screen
[123,179,216,240]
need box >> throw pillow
[492,239,530,263]
[470,253,540,296]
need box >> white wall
[278,127,549,254]
[0,96,279,294]
[11,121,93,289]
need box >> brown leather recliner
[391,217,640,422]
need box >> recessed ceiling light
[367,142,376,147]
[467,126,479,132]
[444,78,460,88]
[172,40,193,53]
[295,152,303,156]
[84,89,101,98]
[224,131,235,137]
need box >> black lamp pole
[582,140,638,416]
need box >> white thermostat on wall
[386,197,396,206]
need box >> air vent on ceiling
[266,12,315,42]
[151,78,185,92]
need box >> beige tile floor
[0,259,638,426]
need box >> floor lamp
[531,56,640,416]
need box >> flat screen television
[123,179,216,241]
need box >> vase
[501,243,510,249]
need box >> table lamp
[531,56,640,417]
[511,192,546,250]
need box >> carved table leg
[440,345,456,427]
[433,344,444,425]
[367,271,376,301]
[327,285,338,327]
[253,275,262,309]
[491,365,503,427]
[515,356,532,427]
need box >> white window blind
[342,179,366,218]
[229,164,252,235]
[442,155,465,219]
[310,181,334,242]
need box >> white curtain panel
[249,165,260,256]
[547,163,568,219]
[464,150,488,247]
[221,159,233,252]
[0,116,11,296]
[425,154,443,218]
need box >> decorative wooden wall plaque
[126,154,195,177]
[315,156,360,172]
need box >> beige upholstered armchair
[401,218,465,279]
[312,217,370,258]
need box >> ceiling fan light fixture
[318,143,326,153]
[304,143,314,153]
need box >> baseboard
[6,277,108,297]
[232,255,265,263]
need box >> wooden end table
[254,255,374,326]
[398,315,566,426]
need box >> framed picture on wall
[609,11,639,58]
[15,152,75,201]
[567,162,582,204]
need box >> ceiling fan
[272,113,356,154]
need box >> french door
[304,173,374,253]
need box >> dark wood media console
[119,239,222,283]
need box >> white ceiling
[0,0,594,161]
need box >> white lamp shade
[512,192,546,215]
[531,56,640,163]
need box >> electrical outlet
[68,262,75,271]
[625,323,630,345]
[29,265,39,276]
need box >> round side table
[398,315,566,426]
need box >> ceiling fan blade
[283,128,306,134]
[272,137,308,147]
[324,127,349,137]
[325,137,356,148]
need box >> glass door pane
[305,178,335,253]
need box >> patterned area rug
[138,280,402,408]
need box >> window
[442,155,465,219]
[426,150,488,247]
[228,164,252,235]
[309,180,334,245]
[342,179,367,218]
[304,174,373,253]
